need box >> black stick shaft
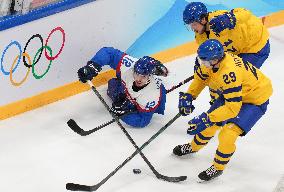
[94,113,181,190]
[66,113,181,191]
[87,81,163,175]
[166,75,193,93]
[87,81,185,180]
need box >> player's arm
[89,47,125,69]
[109,94,154,128]
[178,58,207,116]
[209,10,237,34]
[208,73,242,122]
[187,58,207,98]
[187,71,242,135]
[77,47,124,83]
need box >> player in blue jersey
[77,47,169,128]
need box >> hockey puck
[133,168,141,174]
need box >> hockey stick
[66,81,186,190]
[66,113,182,191]
[67,75,194,136]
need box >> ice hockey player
[77,47,168,128]
[173,39,272,181]
[183,2,270,68]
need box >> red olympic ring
[44,26,65,61]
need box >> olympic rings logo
[0,26,65,86]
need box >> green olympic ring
[32,45,53,79]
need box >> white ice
[1,25,284,192]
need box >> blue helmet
[183,2,207,24]
[134,56,155,75]
[197,39,224,61]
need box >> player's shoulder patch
[121,55,138,69]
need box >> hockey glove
[187,112,213,135]
[153,61,169,77]
[209,11,236,34]
[110,94,137,116]
[77,61,102,83]
[178,92,195,116]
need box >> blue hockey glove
[110,94,137,116]
[209,11,236,34]
[187,112,213,135]
[77,61,102,83]
[178,92,195,116]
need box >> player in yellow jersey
[173,39,272,181]
[183,2,270,68]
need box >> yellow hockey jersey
[195,8,269,55]
[187,53,272,122]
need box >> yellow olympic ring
[9,53,32,86]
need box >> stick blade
[158,175,187,183]
[66,183,92,191]
[67,119,85,136]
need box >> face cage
[184,22,192,31]
[197,56,215,68]
[184,22,206,33]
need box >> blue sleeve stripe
[214,158,230,165]
[197,133,213,141]
[196,71,207,81]
[223,86,242,94]
[193,136,208,146]
[216,150,234,158]
[225,96,242,102]
[209,88,217,93]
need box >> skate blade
[196,177,206,183]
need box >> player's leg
[198,123,242,181]
[107,78,125,102]
[198,100,269,181]
[173,125,220,156]
[173,96,224,156]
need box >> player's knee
[218,124,241,146]
[201,124,219,137]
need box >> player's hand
[77,61,102,83]
[110,94,136,116]
[209,11,236,34]
[178,92,195,116]
[153,62,169,77]
[187,112,213,135]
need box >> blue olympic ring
[1,41,22,76]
